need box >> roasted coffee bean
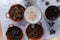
[45,1,49,6]
[48,22,55,27]
[50,29,56,34]
[56,0,60,2]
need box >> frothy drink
[24,6,42,24]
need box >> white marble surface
[0,0,60,40]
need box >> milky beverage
[24,6,42,24]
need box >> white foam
[24,6,42,24]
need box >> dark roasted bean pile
[26,24,44,38]
[9,4,25,21]
[6,26,23,40]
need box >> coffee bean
[50,29,56,34]
[45,1,49,6]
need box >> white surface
[0,0,60,40]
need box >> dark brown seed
[50,29,56,34]
[45,1,49,6]
[48,22,55,27]
[56,0,60,2]
[41,0,44,1]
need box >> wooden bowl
[6,24,23,40]
[6,4,25,22]
[26,23,44,40]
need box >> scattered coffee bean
[56,0,60,2]
[48,22,55,27]
[50,29,56,34]
[41,0,44,1]
[45,1,49,6]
